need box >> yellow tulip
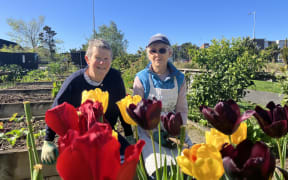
[81,88,109,113]
[116,95,142,126]
[205,122,247,150]
[177,144,224,180]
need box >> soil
[0,93,53,104]
[0,84,53,103]
[0,119,47,151]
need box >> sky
[0,0,287,54]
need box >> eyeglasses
[149,48,167,54]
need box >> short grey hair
[85,39,113,58]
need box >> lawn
[247,80,282,94]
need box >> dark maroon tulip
[127,98,162,130]
[221,139,275,180]
[200,99,255,135]
[253,101,288,138]
[161,112,183,136]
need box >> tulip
[45,101,112,153]
[116,95,142,126]
[77,100,106,134]
[127,98,162,130]
[81,88,109,113]
[200,99,254,135]
[206,122,247,150]
[56,122,145,180]
[221,139,275,180]
[253,101,288,138]
[177,144,224,180]
[161,112,183,136]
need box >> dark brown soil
[0,94,53,104]
[0,83,53,103]
[0,119,47,151]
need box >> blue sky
[0,0,287,54]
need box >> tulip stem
[276,138,284,180]
[135,126,148,180]
[158,123,162,168]
[23,101,43,180]
[150,130,160,180]
[228,135,235,148]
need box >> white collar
[84,71,102,86]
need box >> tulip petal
[226,99,241,117]
[254,106,272,126]
[201,105,238,135]
[56,142,93,180]
[239,110,255,122]
[176,155,194,177]
[117,140,145,180]
[45,102,79,136]
[222,157,242,179]
[263,120,288,138]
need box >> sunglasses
[149,48,167,54]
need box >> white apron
[138,74,192,176]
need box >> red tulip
[45,102,80,137]
[200,99,254,135]
[56,122,145,180]
[161,112,183,136]
[221,139,275,180]
[46,101,105,137]
[77,100,108,135]
[127,98,162,130]
[253,101,288,138]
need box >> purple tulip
[127,98,162,130]
[200,99,255,135]
[161,112,183,136]
[253,101,288,138]
[221,139,276,180]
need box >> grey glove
[41,140,58,165]
[126,135,136,144]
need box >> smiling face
[85,47,112,82]
[146,42,172,74]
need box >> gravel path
[242,90,284,106]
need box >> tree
[281,48,288,64]
[6,16,45,50]
[39,26,57,60]
[264,43,280,63]
[188,37,264,107]
[94,21,128,58]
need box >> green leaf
[9,113,18,121]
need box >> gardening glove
[126,135,136,144]
[41,140,59,165]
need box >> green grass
[247,80,282,94]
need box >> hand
[126,135,135,144]
[41,140,59,165]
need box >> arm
[45,83,72,141]
[133,76,144,98]
[175,80,188,125]
[118,74,133,137]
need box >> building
[200,43,209,49]
[276,40,287,49]
[0,39,18,49]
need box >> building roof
[0,39,18,49]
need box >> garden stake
[24,101,43,180]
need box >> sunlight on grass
[247,80,282,94]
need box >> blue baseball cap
[147,33,171,47]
